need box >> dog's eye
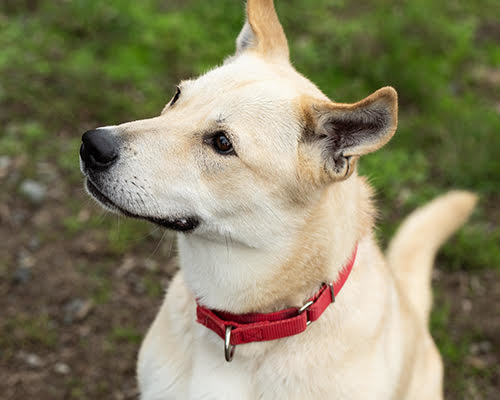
[170,86,181,106]
[212,132,234,155]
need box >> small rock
[116,256,136,278]
[0,203,10,223]
[20,180,47,204]
[113,387,139,400]
[26,354,43,368]
[461,298,472,313]
[431,268,442,281]
[83,241,98,254]
[469,341,492,356]
[64,298,93,324]
[28,236,41,250]
[164,258,179,276]
[12,210,27,225]
[77,208,91,223]
[469,342,479,355]
[0,155,11,169]
[78,325,92,337]
[12,266,32,285]
[478,341,492,353]
[470,276,485,294]
[33,208,52,226]
[0,155,11,178]
[466,380,482,400]
[18,352,44,368]
[144,259,158,272]
[133,281,145,294]
[38,161,59,182]
[397,188,412,206]
[54,362,71,375]
[466,355,488,370]
[18,249,35,269]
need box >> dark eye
[212,132,234,155]
[170,86,181,106]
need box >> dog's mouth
[85,178,200,232]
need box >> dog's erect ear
[301,87,398,183]
[235,0,289,61]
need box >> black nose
[80,129,118,170]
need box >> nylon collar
[196,244,358,361]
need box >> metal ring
[327,282,335,303]
[298,300,314,315]
[225,326,235,362]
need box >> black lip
[85,179,200,232]
[86,178,117,209]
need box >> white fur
[96,125,118,130]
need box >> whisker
[148,229,168,258]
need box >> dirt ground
[0,162,498,399]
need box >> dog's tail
[386,191,477,322]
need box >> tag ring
[225,326,235,362]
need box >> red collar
[196,244,358,361]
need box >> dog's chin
[84,179,200,232]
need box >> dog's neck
[178,174,374,314]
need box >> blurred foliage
[109,325,142,344]
[1,0,498,271]
[1,313,57,350]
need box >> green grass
[1,314,57,350]
[142,273,165,298]
[106,219,153,254]
[109,326,142,345]
[431,298,470,397]
[89,269,113,305]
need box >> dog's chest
[187,342,256,400]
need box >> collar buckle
[298,282,335,327]
[298,300,314,326]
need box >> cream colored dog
[80,1,477,398]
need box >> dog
[79,1,477,398]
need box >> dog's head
[80,0,397,247]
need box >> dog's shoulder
[137,271,195,399]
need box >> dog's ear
[300,87,398,183]
[235,0,289,61]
